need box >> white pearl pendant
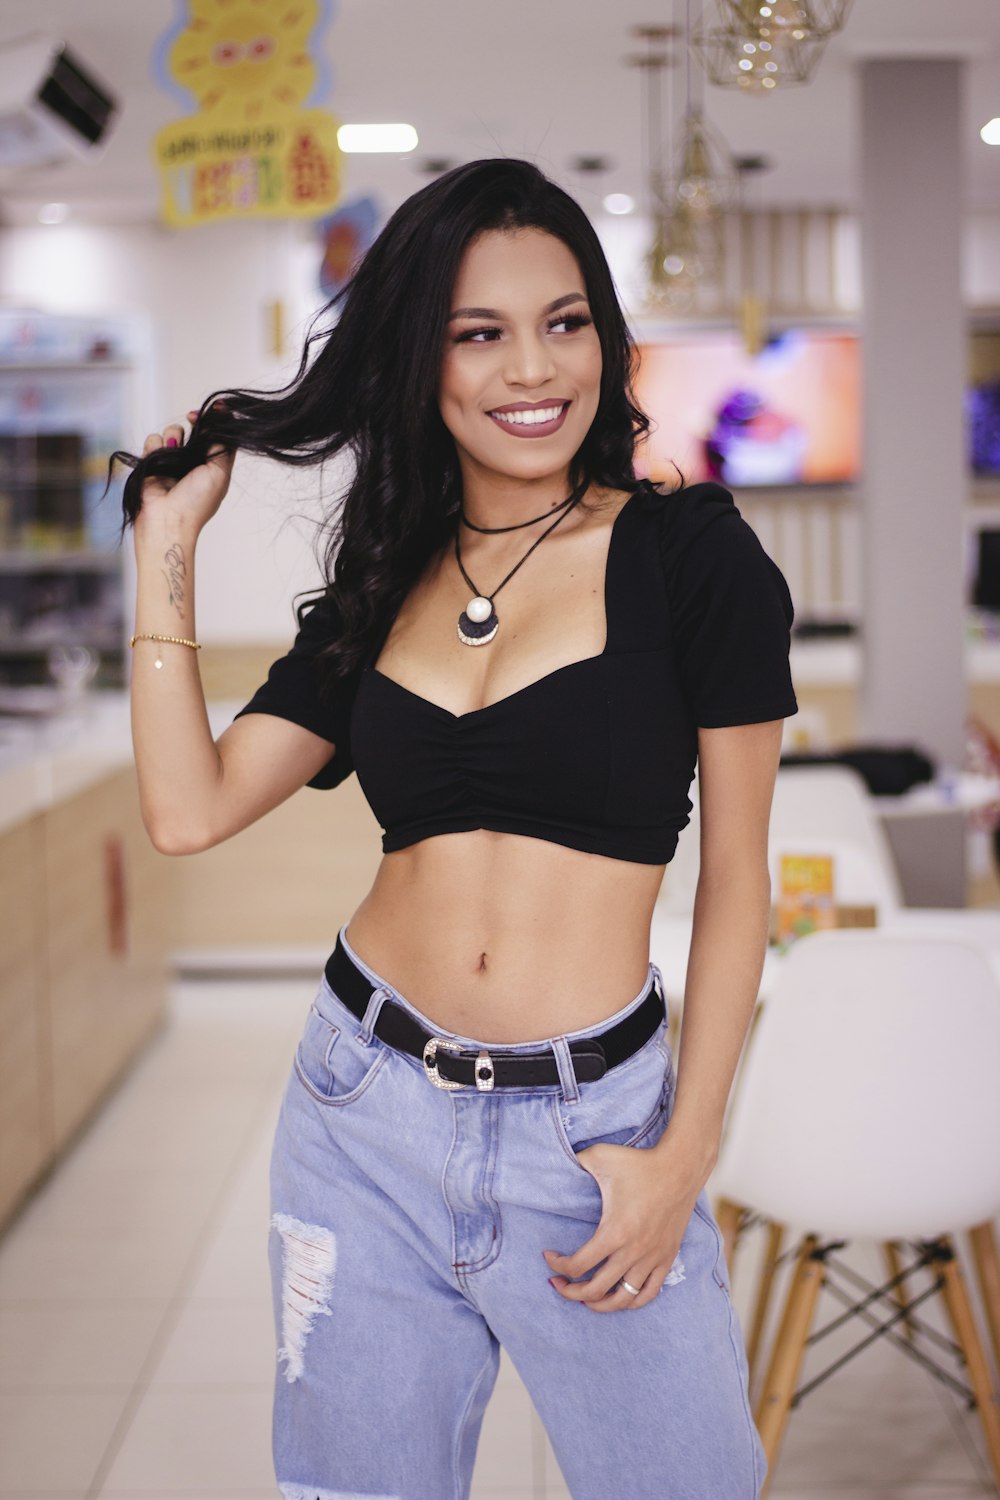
[466,595,493,623]
[457,602,500,646]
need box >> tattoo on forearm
[161,542,187,615]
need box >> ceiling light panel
[336,123,418,153]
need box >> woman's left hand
[542,1138,705,1311]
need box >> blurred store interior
[3,1,1000,1496]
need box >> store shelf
[0,314,135,694]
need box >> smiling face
[438,227,604,492]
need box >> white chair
[709,929,1000,1496]
[769,764,904,908]
[658,763,904,918]
[653,764,903,1051]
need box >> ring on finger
[619,1277,643,1296]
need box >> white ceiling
[0,0,999,226]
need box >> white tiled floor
[0,975,998,1500]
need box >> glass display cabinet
[0,310,149,712]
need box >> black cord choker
[459,491,578,534]
[453,479,589,647]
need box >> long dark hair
[110,157,652,681]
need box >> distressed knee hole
[271,1212,336,1383]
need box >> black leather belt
[324,935,665,1091]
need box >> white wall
[965,213,1000,307]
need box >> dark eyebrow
[448,292,589,321]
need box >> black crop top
[232,480,798,864]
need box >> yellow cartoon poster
[152,0,342,227]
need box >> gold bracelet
[129,633,202,649]
[129,632,202,669]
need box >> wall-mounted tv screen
[969,384,1000,474]
[969,330,1000,477]
[632,328,861,489]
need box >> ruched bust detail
[353,651,664,861]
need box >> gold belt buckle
[423,1036,495,1091]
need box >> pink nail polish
[165,437,178,447]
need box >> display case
[0,311,148,710]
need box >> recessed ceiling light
[337,124,418,154]
[603,192,636,215]
[38,202,68,224]
[981,118,1000,146]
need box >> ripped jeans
[267,923,766,1500]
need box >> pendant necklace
[454,480,588,647]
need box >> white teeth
[490,404,565,426]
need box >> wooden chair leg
[936,1234,1000,1492]
[747,1219,785,1389]
[883,1239,915,1344]
[714,1195,746,1286]
[754,1233,825,1500]
[968,1221,1000,1381]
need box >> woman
[117,158,797,1500]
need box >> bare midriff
[344,487,667,1042]
[345,830,666,1044]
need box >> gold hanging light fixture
[652,197,709,305]
[628,6,733,314]
[676,109,729,221]
[692,0,854,92]
[667,0,734,302]
[628,26,685,312]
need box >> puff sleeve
[231,589,358,789]
[660,481,798,728]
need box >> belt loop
[357,984,392,1046]
[649,961,668,1024]
[550,1035,581,1105]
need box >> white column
[858,58,968,904]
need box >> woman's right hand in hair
[136,407,235,537]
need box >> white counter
[0,693,129,835]
[0,691,241,837]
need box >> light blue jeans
[268,923,766,1500]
